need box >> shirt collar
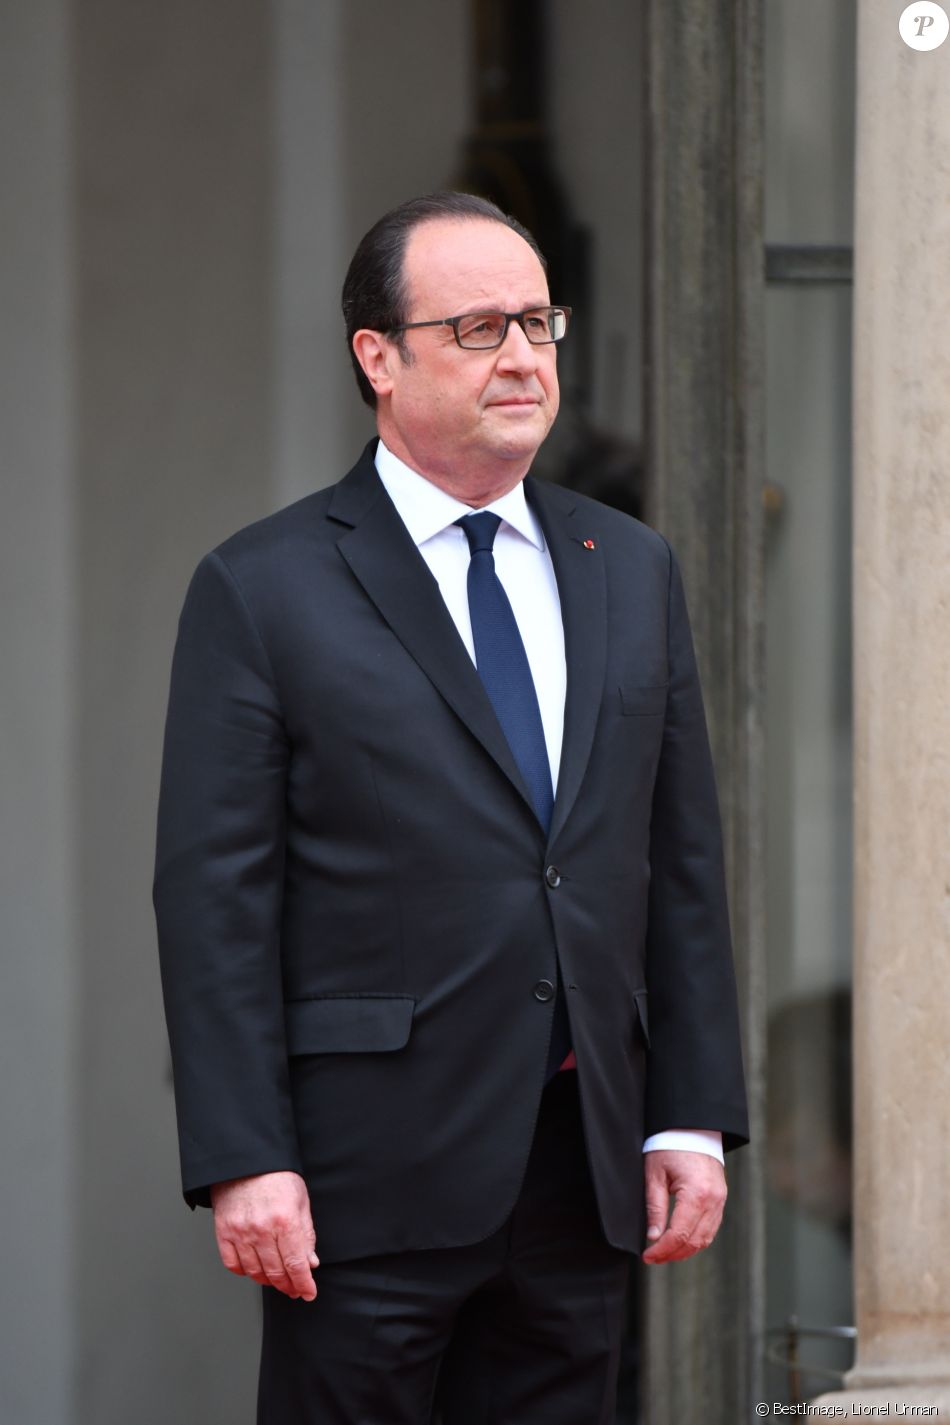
[374,439,544,551]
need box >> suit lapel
[526,477,608,846]
[329,446,540,824]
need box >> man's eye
[525,316,546,330]
[458,315,506,344]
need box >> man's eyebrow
[450,301,552,317]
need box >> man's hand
[641,1150,727,1265]
[210,1170,319,1300]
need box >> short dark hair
[341,191,547,409]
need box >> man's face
[368,218,560,499]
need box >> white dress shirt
[375,440,723,1165]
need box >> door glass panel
[764,0,856,1401]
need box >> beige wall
[1,4,77,1422]
[72,2,277,1421]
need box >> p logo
[899,2,949,50]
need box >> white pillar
[813,2,950,1414]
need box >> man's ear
[352,329,396,400]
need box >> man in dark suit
[154,191,748,1424]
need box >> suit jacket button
[544,865,561,888]
[533,979,556,1002]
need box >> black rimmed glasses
[389,306,572,350]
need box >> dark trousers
[258,1072,631,1424]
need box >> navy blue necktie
[457,512,554,832]
[456,512,570,1078]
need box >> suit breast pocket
[619,684,668,717]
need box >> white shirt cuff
[642,1129,724,1163]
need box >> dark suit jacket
[154,440,748,1264]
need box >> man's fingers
[642,1187,725,1263]
[269,1222,315,1299]
[642,1191,706,1264]
[255,1239,297,1296]
[236,1243,271,1286]
[219,1228,316,1299]
[225,1227,318,1299]
[642,1150,676,1248]
[217,1235,245,1276]
[276,1243,318,1301]
[644,1179,671,1243]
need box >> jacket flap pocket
[633,989,650,1046]
[284,995,415,1056]
[620,684,668,717]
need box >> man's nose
[495,318,540,371]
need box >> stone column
[812,2,950,1416]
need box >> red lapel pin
[583,539,596,550]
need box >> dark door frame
[642,1,766,1419]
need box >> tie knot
[456,510,502,556]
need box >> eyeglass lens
[456,308,568,348]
